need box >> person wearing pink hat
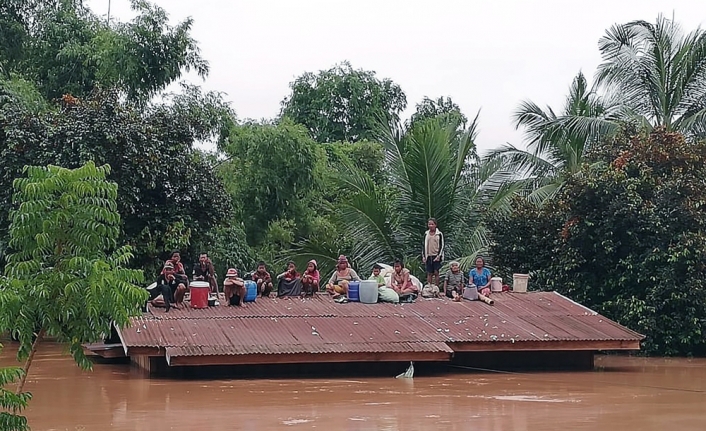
[325,255,360,298]
[301,259,320,296]
[223,268,246,307]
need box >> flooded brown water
[1,343,705,430]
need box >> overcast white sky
[87,0,705,153]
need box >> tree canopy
[280,62,407,143]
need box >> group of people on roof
[146,218,495,311]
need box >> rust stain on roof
[119,292,643,360]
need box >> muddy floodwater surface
[1,344,705,430]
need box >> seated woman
[224,268,246,307]
[390,258,419,296]
[276,261,303,297]
[301,260,320,296]
[470,256,492,297]
[443,261,466,302]
[325,255,360,298]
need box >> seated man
[151,261,187,312]
[252,261,274,297]
[223,268,246,307]
[192,252,218,293]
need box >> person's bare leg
[433,270,440,287]
[238,284,247,307]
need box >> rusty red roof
[118,292,643,362]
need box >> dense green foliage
[0,0,207,102]
[489,129,706,356]
[0,162,147,388]
[0,366,30,431]
[0,89,233,274]
[280,61,407,143]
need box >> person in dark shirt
[193,252,218,293]
[252,261,273,297]
[154,260,187,312]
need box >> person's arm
[401,270,410,288]
[438,232,445,261]
[234,277,244,287]
[328,272,337,285]
[422,233,427,263]
[443,271,449,294]
[349,269,360,281]
[277,271,288,279]
[312,271,320,283]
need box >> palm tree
[486,72,622,203]
[597,15,706,139]
[291,114,516,276]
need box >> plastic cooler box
[190,281,210,309]
[244,280,258,302]
[347,281,360,302]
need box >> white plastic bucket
[359,280,378,304]
[513,274,529,292]
[490,277,503,292]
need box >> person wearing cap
[152,260,187,312]
[223,268,246,307]
[325,255,360,298]
[301,260,320,296]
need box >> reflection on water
[1,343,705,430]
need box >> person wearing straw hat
[325,255,360,299]
[223,268,246,307]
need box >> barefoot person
[152,260,187,312]
[301,260,320,296]
[223,268,246,307]
[252,261,274,297]
[443,261,466,302]
[326,255,360,298]
[390,258,418,296]
[470,256,492,297]
[422,218,444,287]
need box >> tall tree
[597,15,706,139]
[487,72,622,203]
[0,0,207,103]
[408,96,467,129]
[0,162,147,394]
[0,88,234,272]
[219,120,320,246]
[292,114,515,276]
[489,129,706,356]
[280,61,407,143]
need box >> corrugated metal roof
[120,292,643,359]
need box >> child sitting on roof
[369,264,399,303]
[252,261,273,297]
[301,260,320,296]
